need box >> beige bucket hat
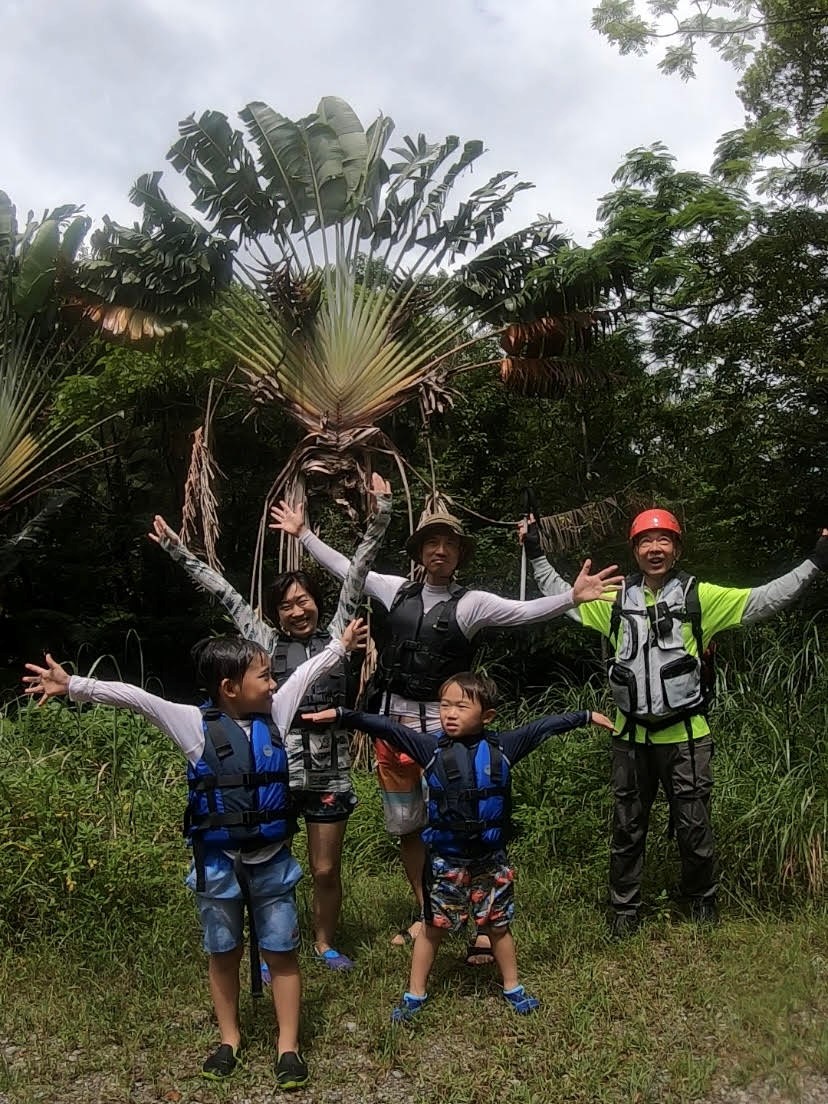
[405,511,475,565]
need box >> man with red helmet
[520,508,828,938]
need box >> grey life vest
[607,571,707,738]
[373,581,477,705]
[271,631,356,779]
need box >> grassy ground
[1,622,825,1101]
[1,856,826,1104]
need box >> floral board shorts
[422,852,516,934]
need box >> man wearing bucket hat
[519,507,828,938]
[271,499,622,956]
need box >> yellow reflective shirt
[579,581,750,743]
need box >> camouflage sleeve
[326,491,392,637]
[160,538,277,652]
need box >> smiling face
[419,528,462,583]
[438,681,496,740]
[276,582,320,639]
[632,529,681,588]
[219,652,277,718]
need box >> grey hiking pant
[609,735,716,914]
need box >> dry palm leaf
[180,388,224,570]
[536,496,626,554]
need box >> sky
[1,0,746,245]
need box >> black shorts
[294,789,357,823]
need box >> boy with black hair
[302,672,613,1021]
[23,618,367,1091]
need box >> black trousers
[609,735,716,913]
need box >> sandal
[503,984,540,1015]
[390,917,423,947]
[464,936,495,967]
[314,946,354,971]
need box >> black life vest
[271,630,357,775]
[423,734,511,858]
[184,708,296,890]
[373,581,477,703]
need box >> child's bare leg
[262,948,301,1056]
[207,945,245,1046]
[485,926,518,990]
[408,923,446,996]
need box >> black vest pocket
[608,662,637,716]
[659,653,701,711]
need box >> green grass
[0,884,825,1103]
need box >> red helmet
[629,508,682,542]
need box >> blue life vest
[184,708,296,889]
[423,734,511,858]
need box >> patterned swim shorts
[422,852,515,934]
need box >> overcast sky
[2,0,745,244]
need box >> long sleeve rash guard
[68,640,348,862]
[299,528,577,729]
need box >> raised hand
[367,471,392,513]
[572,560,624,605]
[340,617,369,653]
[517,512,543,560]
[269,499,307,539]
[811,527,828,572]
[22,654,71,706]
[147,514,180,547]
[590,711,615,731]
[301,707,338,724]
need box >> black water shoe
[276,1050,309,1091]
[609,911,640,939]
[202,1042,241,1080]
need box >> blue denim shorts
[185,847,302,954]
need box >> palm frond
[537,497,626,553]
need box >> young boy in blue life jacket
[302,673,613,1022]
[23,619,367,1091]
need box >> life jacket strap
[188,807,294,832]
[189,769,290,791]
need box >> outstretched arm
[148,515,276,651]
[327,474,393,636]
[271,619,369,731]
[270,496,405,611]
[498,710,614,764]
[299,706,434,766]
[517,515,614,633]
[23,655,205,762]
[741,529,827,625]
[458,559,621,636]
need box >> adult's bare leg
[306,818,348,953]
